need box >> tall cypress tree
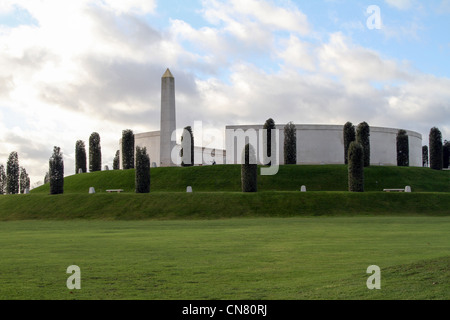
[343,122,356,165]
[396,129,409,167]
[49,146,64,195]
[135,146,150,193]
[284,122,297,165]
[263,118,276,165]
[19,167,30,194]
[348,141,364,192]
[181,126,194,167]
[422,146,429,167]
[6,151,19,194]
[113,150,120,170]
[443,140,450,169]
[75,140,87,174]
[241,143,257,192]
[122,129,135,169]
[89,132,102,172]
[356,122,370,167]
[44,172,50,184]
[429,127,443,170]
[0,164,6,195]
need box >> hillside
[31,164,450,194]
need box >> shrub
[348,141,364,192]
[429,127,443,170]
[135,146,150,193]
[396,129,409,167]
[356,122,370,167]
[343,122,356,165]
[49,146,64,195]
[284,122,297,164]
[241,143,257,192]
[122,129,135,169]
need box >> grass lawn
[0,217,448,300]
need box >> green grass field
[0,165,448,300]
[0,217,448,300]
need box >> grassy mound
[0,165,445,221]
[31,165,450,194]
[1,192,449,221]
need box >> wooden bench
[106,189,124,193]
[383,189,404,192]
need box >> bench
[383,189,404,192]
[106,189,124,193]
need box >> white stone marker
[301,185,307,192]
[187,186,192,193]
[78,168,83,174]
[405,186,411,193]
[152,162,157,168]
[24,188,30,194]
[89,187,95,194]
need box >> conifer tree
[356,122,370,167]
[422,146,429,167]
[0,164,6,195]
[429,127,443,170]
[284,122,297,165]
[263,118,276,165]
[19,167,30,193]
[6,151,19,194]
[348,141,364,192]
[396,129,409,167]
[122,129,135,169]
[343,122,356,165]
[241,143,257,192]
[75,140,87,173]
[181,126,194,167]
[49,146,64,195]
[89,132,102,172]
[135,146,150,193]
[113,150,120,170]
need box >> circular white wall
[225,124,423,167]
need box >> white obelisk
[160,68,176,167]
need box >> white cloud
[385,0,415,10]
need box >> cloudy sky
[0,0,449,186]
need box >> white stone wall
[119,131,160,169]
[225,124,423,167]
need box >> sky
[0,0,449,187]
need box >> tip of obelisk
[162,68,174,78]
